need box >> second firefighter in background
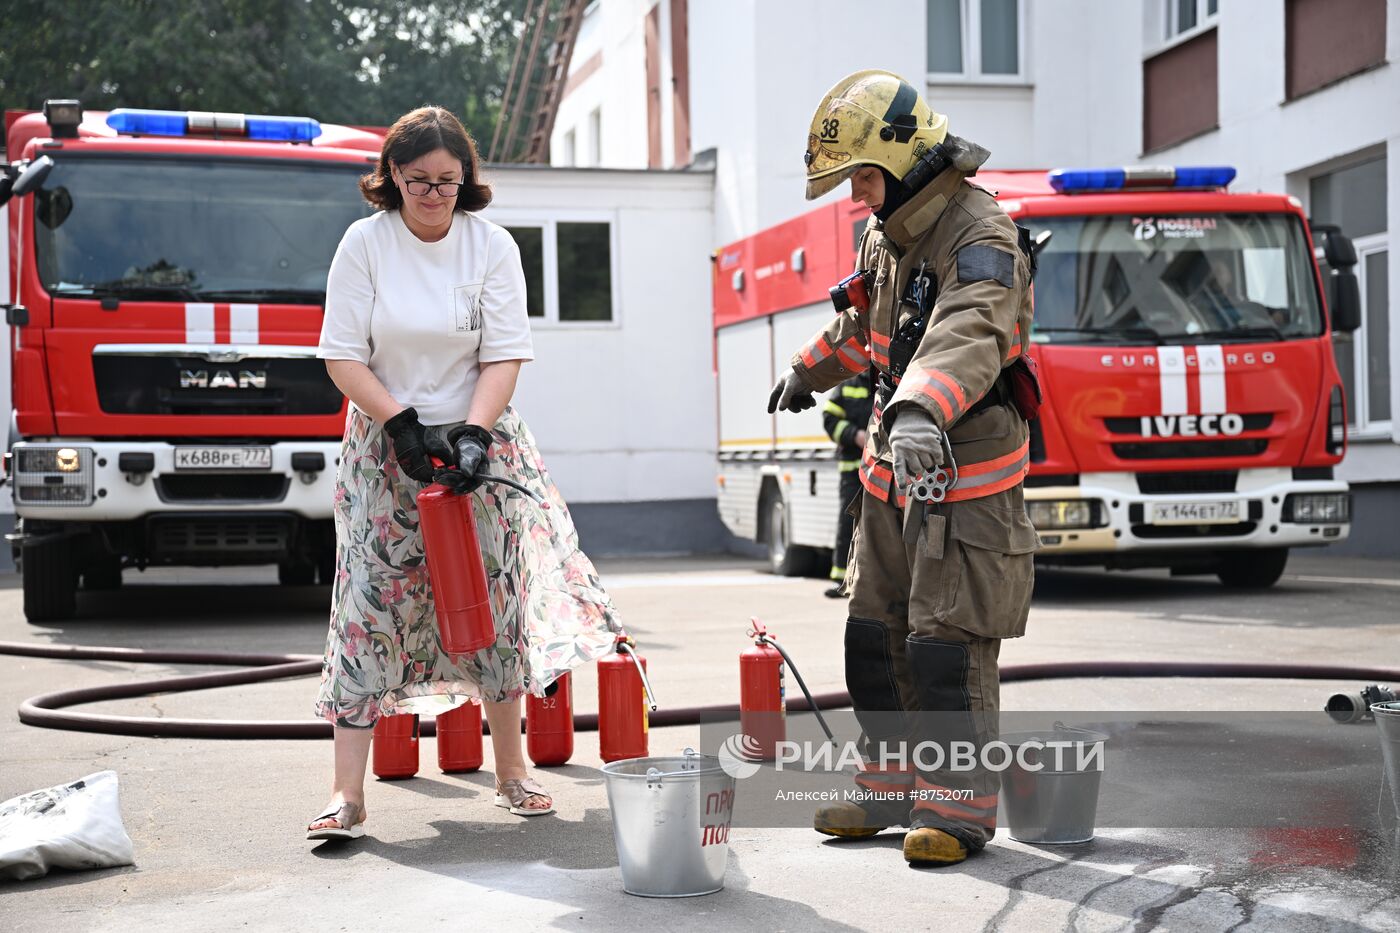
[822,372,873,597]
[769,70,1039,866]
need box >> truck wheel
[23,539,79,622]
[278,560,317,586]
[82,558,123,591]
[1216,548,1289,590]
[765,495,821,577]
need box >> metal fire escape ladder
[489,0,588,164]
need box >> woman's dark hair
[359,106,492,213]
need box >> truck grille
[93,355,342,416]
[155,475,290,504]
[1136,471,1238,494]
[146,515,292,563]
[1112,439,1267,459]
[1103,414,1274,434]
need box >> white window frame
[561,128,576,167]
[486,209,622,330]
[1346,233,1392,438]
[926,0,1029,85]
[1152,0,1219,56]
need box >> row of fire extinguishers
[371,456,822,778]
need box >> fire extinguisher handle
[617,641,659,710]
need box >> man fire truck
[715,164,1360,589]
[2,100,381,620]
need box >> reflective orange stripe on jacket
[859,439,1029,506]
[870,331,891,369]
[901,366,968,424]
[836,336,871,373]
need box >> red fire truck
[2,100,382,620]
[714,165,1360,589]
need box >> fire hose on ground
[5,636,1400,740]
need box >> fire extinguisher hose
[5,638,1400,740]
[754,632,836,745]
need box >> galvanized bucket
[1373,701,1400,824]
[999,726,1108,845]
[600,747,735,897]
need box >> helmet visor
[805,164,858,201]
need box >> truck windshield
[32,156,373,304]
[1026,213,1324,344]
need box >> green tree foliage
[0,0,529,136]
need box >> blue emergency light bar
[1047,165,1236,194]
[105,109,322,142]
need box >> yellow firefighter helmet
[804,69,949,200]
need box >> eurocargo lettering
[2,101,385,620]
[714,165,1361,589]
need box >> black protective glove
[383,407,435,483]
[767,367,817,414]
[425,424,493,495]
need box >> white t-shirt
[318,210,535,424]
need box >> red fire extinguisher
[740,619,786,760]
[372,713,420,780]
[598,635,658,763]
[738,618,836,759]
[417,481,495,655]
[526,672,574,766]
[437,701,484,773]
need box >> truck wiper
[193,287,326,305]
[1157,325,1285,342]
[1034,325,1162,342]
[53,282,199,301]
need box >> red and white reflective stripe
[185,302,215,343]
[942,440,1030,503]
[836,337,871,373]
[800,334,836,369]
[911,777,998,828]
[870,331,891,368]
[1157,344,1228,416]
[855,761,914,794]
[902,367,967,424]
[185,302,260,344]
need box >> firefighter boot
[903,826,969,865]
[813,801,887,839]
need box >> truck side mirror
[1309,223,1361,333]
[1329,272,1361,333]
[0,156,54,209]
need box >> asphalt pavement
[1,552,1399,931]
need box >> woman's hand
[426,425,493,493]
[383,408,436,482]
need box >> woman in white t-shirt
[307,106,624,841]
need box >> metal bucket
[1373,702,1400,823]
[1000,726,1108,845]
[600,747,735,897]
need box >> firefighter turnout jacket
[790,159,1035,507]
[823,372,875,472]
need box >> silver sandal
[495,777,555,817]
[306,801,366,840]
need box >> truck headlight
[1028,499,1102,530]
[1283,493,1350,524]
[13,445,95,506]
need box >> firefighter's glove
[768,367,817,414]
[426,424,493,495]
[889,407,945,493]
[383,407,436,483]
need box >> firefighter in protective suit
[768,70,1038,865]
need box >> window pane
[505,226,545,318]
[980,0,1018,74]
[557,222,612,321]
[1365,250,1390,422]
[1310,156,1388,240]
[1334,331,1357,426]
[1207,0,1218,15]
[927,0,963,73]
[1176,0,1197,33]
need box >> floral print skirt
[314,405,624,729]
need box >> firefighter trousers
[843,483,1037,850]
[831,469,863,581]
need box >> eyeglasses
[395,164,463,198]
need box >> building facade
[553,0,1400,556]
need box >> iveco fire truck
[715,165,1359,589]
[2,100,381,620]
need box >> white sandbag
[0,770,135,882]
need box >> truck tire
[1216,548,1289,590]
[23,539,79,622]
[764,494,823,577]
